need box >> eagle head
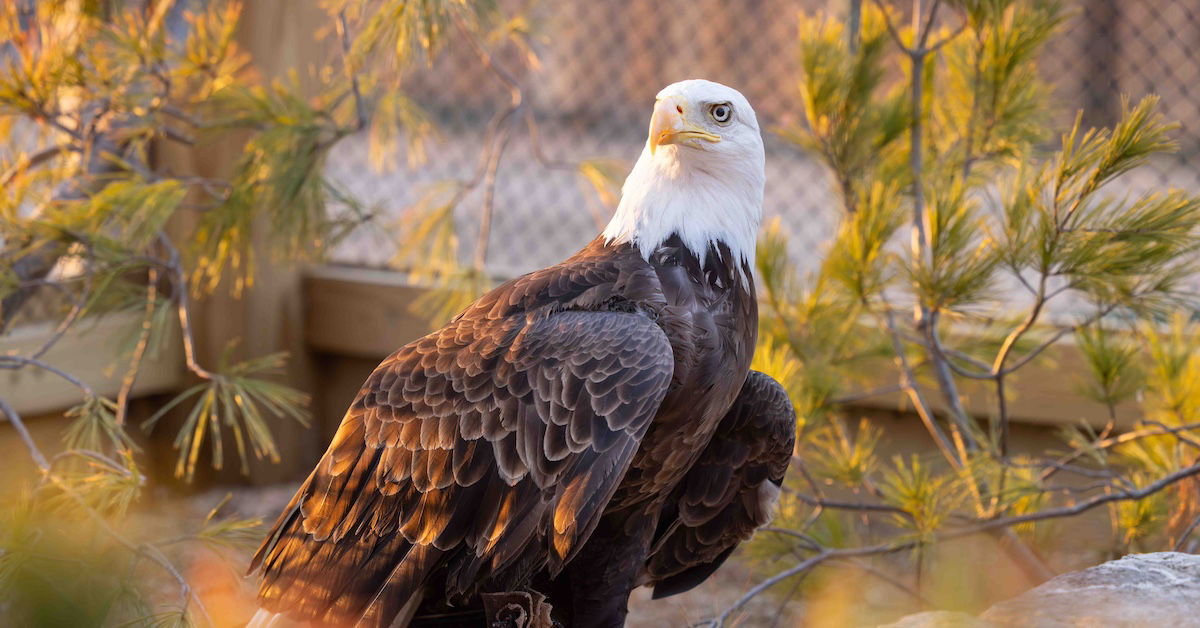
[602,79,766,267]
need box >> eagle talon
[482,591,554,628]
[490,604,525,628]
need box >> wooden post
[156,2,332,485]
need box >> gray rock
[979,552,1200,627]
[879,553,1200,627]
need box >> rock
[877,610,996,627]
[879,552,1200,627]
[979,552,1200,627]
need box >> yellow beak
[648,96,721,155]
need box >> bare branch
[729,459,1200,625]
[832,384,905,405]
[0,144,74,187]
[474,109,518,271]
[336,10,368,133]
[116,267,159,426]
[0,354,96,397]
[878,302,962,467]
[956,460,1200,536]
[0,396,50,472]
[1174,512,1200,552]
[790,491,916,518]
[158,234,215,380]
[711,541,914,626]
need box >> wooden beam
[304,265,434,358]
[302,264,1138,431]
[0,311,185,416]
[851,340,1141,431]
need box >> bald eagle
[249,80,796,628]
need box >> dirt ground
[151,484,803,627]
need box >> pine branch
[0,144,73,187]
[877,300,961,468]
[158,233,215,381]
[0,355,97,397]
[724,453,1200,625]
[115,267,159,427]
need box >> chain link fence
[326,0,1200,280]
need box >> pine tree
[724,1,1200,624]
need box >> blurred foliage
[7,0,1200,625]
[738,0,1200,623]
[0,0,505,624]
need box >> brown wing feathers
[251,303,674,626]
[642,370,796,599]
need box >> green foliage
[1143,313,1200,420]
[822,181,906,301]
[1075,325,1144,411]
[0,1,510,623]
[783,4,909,209]
[909,182,999,312]
[345,0,496,70]
[743,0,1200,616]
[145,350,310,481]
[935,0,1064,176]
[880,455,962,537]
[807,417,881,486]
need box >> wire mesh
[326,0,1200,280]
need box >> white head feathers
[602,79,766,267]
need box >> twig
[925,311,976,450]
[474,109,517,270]
[116,267,159,426]
[336,10,367,133]
[1144,420,1200,451]
[49,449,134,476]
[723,458,1200,624]
[878,303,961,468]
[158,234,215,380]
[0,397,50,471]
[162,126,196,146]
[449,9,526,273]
[1038,421,1200,484]
[956,460,1200,537]
[762,527,824,551]
[790,492,915,518]
[0,355,96,397]
[847,0,863,53]
[4,247,95,365]
[0,144,73,187]
[1174,512,1200,551]
[1002,305,1119,375]
[711,542,912,626]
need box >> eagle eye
[710,103,733,125]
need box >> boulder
[979,552,1200,627]
[880,552,1200,627]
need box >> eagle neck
[602,143,764,270]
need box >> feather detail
[250,252,675,625]
[603,79,765,269]
[642,371,796,599]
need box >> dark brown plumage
[641,371,795,599]
[251,78,793,628]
